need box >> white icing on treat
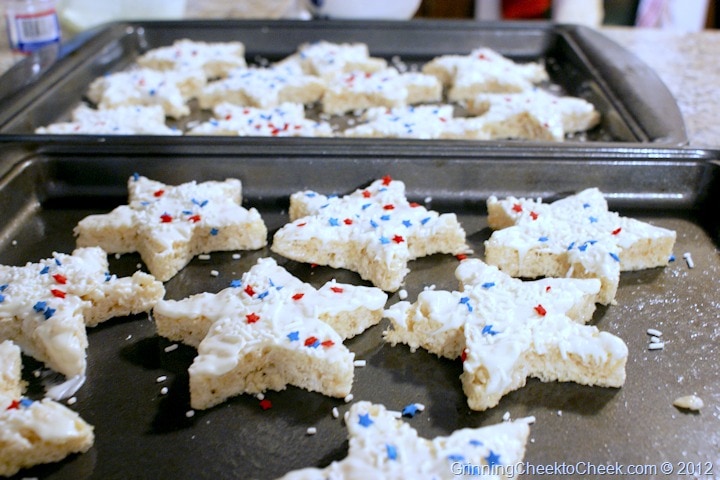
[36,104,180,135]
[322,69,442,115]
[278,401,532,479]
[0,341,94,477]
[87,67,206,119]
[271,176,468,292]
[154,256,388,347]
[485,188,677,304]
[159,257,379,409]
[137,39,247,79]
[465,89,600,141]
[385,258,627,412]
[74,175,267,282]
[0,247,164,377]
[279,40,388,79]
[344,105,455,139]
[423,47,549,101]
[198,64,326,110]
[188,102,333,137]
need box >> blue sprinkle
[401,403,419,417]
[0,284,7,292]
[104,273,112,282]
[485,450,502,468]
[308,339,320,348]
[55,259,62,266]
[579,243,588,252]
[33,301,47,312]
[149,88,156,96]
[19,398,34,408]
[0,294,4,303]
[538,236,548,242]
[230,280,242,288]
[305,192,316,198]
[609,252,620,262]
[567,241,576,251]
[481,282,495,289]
[141,201,150,206]
[669,254,676,262]
[459,297,473,312]
[182,210,193,215]
[380,236,390,245]
[370,220,378,228]
[380,215,390,221]
[329,218,340,227]
[421,217,431,225]
[589,216,598,223]
[386,444,398,461]
[361,203,371,210]
[358,413,374,428]
[132,172,140,181]
[482,325,498,336]
[40,266,50,275]
[192,198,209,208]
[469,439,484,447]
[402,220,412,228]
[287,331,299,342]
[210,228,219,236]
[583,203,590,208]
[258,290,270,300]
[43,307,56,320]
[447,454,465,462]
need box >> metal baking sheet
[0,143,717,479]
[0,19,686,146]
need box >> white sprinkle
[673,395,704,411]
[415,403,425,412]
[344,393,354,403]
[683,252,694,269]
[185,410,195,418]
[115,253,122,260]
[67,397,77,405]
[232,253,241,260]
[650,336,661,343]
[160,387,169,395]
[33,369,41,378]
[557,410,563,417]
[647,328,663,337]
[306,427,317,435]
[332,407,340,418]
[353,360,367,368]
[424,196,432,204]
[502,411,511,421]
[210,270,220,277]
[156,376,168,383]
[136,263,142,269]
[125,334,133,341]
[256,393,265,401]
[11,240,17,246]
[525,415,536,424]
[198,254,211,260]
[398,289,408,300]
[649,342,665,350]
[389,410,402,418]
[164,344,179,353]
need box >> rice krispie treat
[137,39,247,79]
[188,102,333,137]
[423,47,549,101]
[278,40,388,80]
[322,69,442,115]
[279,401,532,480]
[0,247,164,377]
[172,258,384,409]
[385,259,627,412]
[0,341,94,477]
[74,175,267,282]
[35,104,180,135]
[464,89,601,141]
[87,67,206,119]
[198,64,326,110]
[154,257,388,347]
[485,188,677,304]
[271,176,468,292]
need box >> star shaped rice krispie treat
[74,175,267,282]
[464,89,600,141]
[271,176,468,292]
[159,257,387,410]
[277,40,388,80]
[198,64,326,110]
[86,67,206,119]
[484,188,677,304]
[187,102,333,137]
[154,257,388,347]
[0,247,164,378]
[322,69,442,115]
[385,259,627,412]
[278,401,532,480]
[0,341,94,477]
[137,39,247,79]
[35,104,180,135]
[423,47,549,101]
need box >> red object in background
[502,0,551,19]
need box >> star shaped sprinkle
[385,258,627,412]
[153,257,387,410]
[485,188,676,304]
[0,247,164,378]
[75,175,267,282]
[278,401,532,479]
[271,176,468,292]
[422,47,549,101]
[0,340,94,477]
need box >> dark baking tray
[0,19,687,146]
[0,142,718,479]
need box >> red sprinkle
[383,204,395,210]
[461,349,468,362]
[51,289,66,299]
[160,214,173,223]
[456,253,468,261]
[381,175,392,186]
[512,203,523,213]
[362,190,372,198]
[244,285,256,297]
[409,202,421,208]
[534,304,547,316]
[310,263,318,268]
[392,235,405,244]
[321,340,335,348]
[545,285,552,292]
[153,189,165,197]
[6,399,20,410]
[612,228,622,235]
[530,211,539,220]
[292,293,305,301]
[297,222,307,227]
[259,399,272,410]
[344,218,353,225]
[330,286,344,294]
[246,313,260,324]
[304,336,318,347]
[188,214,201,223]
[52,274,67,284]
